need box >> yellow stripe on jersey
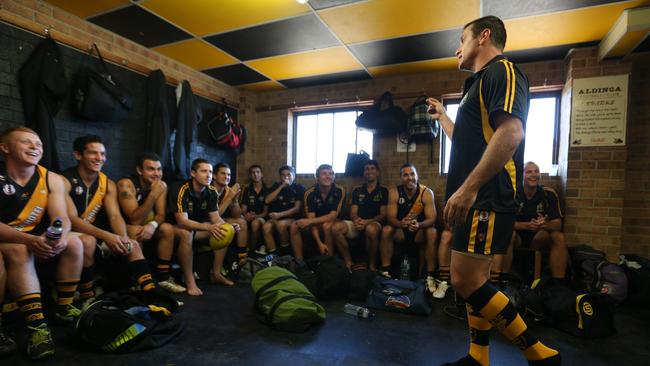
[177,183,189,213]
[479,79,494,144]
[9,165,49,232]
[81,172,107,223]
[303,186,315,216]
[505,158,517,197]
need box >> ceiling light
[296,0,309,4]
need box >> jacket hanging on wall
[173,81,202,180]
[144,70,172,175]
[18,37,67,171]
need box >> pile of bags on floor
[519,245,650,338]
[249,254,433,332]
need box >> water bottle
[45,218,63,245]
[344,303,373,318]
[400,256,411,281]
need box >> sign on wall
[570,74,628,147]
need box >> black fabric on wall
[17,37,67,171]
[173,80,202,180]
[0,22,235,181]
[145,69,172,175]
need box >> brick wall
[621,52,650,258]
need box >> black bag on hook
[355,91,407,135]
[72,44,132,122]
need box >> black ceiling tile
[504,41,599,64]
[88,5,192,48]
[633,35,650,53]
[202,64,269,86]
[279,69,371,88]
[482,0,623,20]
[204,14,339,61]
[309,0,364,10]
[349,29,460,67]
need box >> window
[440,91,561,175]
[293,109,373,175]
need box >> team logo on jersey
[71,178,78,184]
[398,197,405,205]
[478,211,489,222]
[258,196,264,202]
[201,201,207,209]
[20,192,29,200]
[3,183,16,195]
[137,194,142,202]
[0,174,5,181]
[75,186,84,195]
[536,203,545,214]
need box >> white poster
[570,75,628,147]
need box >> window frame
[291,106,371,175]
[439,90,562,175]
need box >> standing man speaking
[427,16,561,366]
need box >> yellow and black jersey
[0,164,49,233]
[515,185,563,222]
[217,185,236,217]
[396,184,428,222]
[241,183,267,215]
[268,182,305,217]
[170,180,219,223]
[351,183,388,220]
[446,55,530,213]
[62,167,107,224]
[304,183,345,218]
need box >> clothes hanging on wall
[144,69,172,175]
[18,37,67,172]
[173,81,202,180]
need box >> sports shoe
[379,270,391,278]
[26,323,55,360]
[426,275,439,294]
[432,279,449,299]
[55,303,82,323]
[0,328,17,356]
[255,245,267,255]
[79,296,97,311]
[158,278,186,294]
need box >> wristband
[147,221,159,230]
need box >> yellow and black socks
[78,266,96,301]
[128,259,156,291]
[16,293,47,329]
[156,258,172,282]
[466,304,491,366]
[489,271,502,284]
[466,282,560,365]
[439,265,451,282]
[55,280,79,313]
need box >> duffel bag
[365,277,431,315]
[307,255,350,299]
[252,266,325,332]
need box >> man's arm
[264,183,285,204]
[117,178,162,225]
[426,98,454,140]
[416,189,437,229]
[386,188,401,228]
[444,115,524,226]
[104,180,129,237]
[174,212,212,232]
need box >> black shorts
[515,230,535,248]
[452,209,515,255]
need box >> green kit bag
[252,266,325,332]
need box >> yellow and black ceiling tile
[635,35,650,52]
[204,14,340,61]
[88,5,192,48]
[483,0,624,20]
[279,69,372,88]
[504,41,600,64]
[350,29,461,68]
[202,64,270,86]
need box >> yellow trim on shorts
[468,210,479,254]
[484,212,496,255]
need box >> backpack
[73,291,184,353]
[252,266,325,332]
[355,91,407,135]
[348,268,377,301]
[407,96,439,143]
[307,255,351,299]
[207,112,246,151]
[569,245,628,302]
[365,277,432,316]
[620,254,650,306]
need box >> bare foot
[186,284,203,296]
[211,272,234,286]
